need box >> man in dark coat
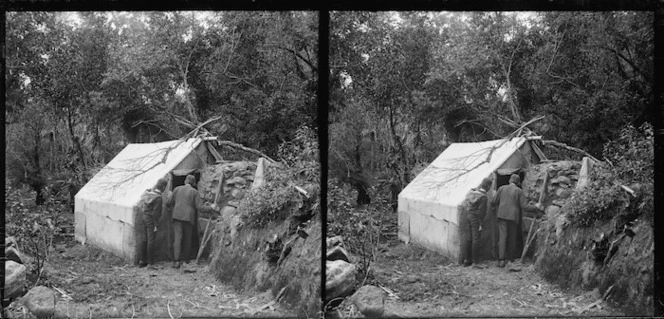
[136,178,168,270]
[460,177,493,268]
[167,175,201,269]
[491,174,543,267]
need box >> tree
[6,11,319,204]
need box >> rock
[5,246,24,264]
[230,189,244,199]
[4,261,26,300]
[6,236,18,248]
[555,214,569,239]
[555,188,572,198]
[22,286,56,318]
[350,285,386,318]
[326,260,358,302]
[552,199,566,206]
[545,205,561,220]
[327,236,343,248]
[551,176,571,185]
[226,176,247,187]
[576,157,595,189]
[251,157,268,190]
[327,246,352,263]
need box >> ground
[337,233,624,317]
[4,220,292,318]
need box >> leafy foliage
[329,12,653,204]
[6,11,317,206]
[566,123,653,227]
[239,126,320,228]
[327,179,390,279]
[5,184,70,286]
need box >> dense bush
[566,123,653,227]
[327,180,389,280]
[239,126,320,228]
[5,184,70,285]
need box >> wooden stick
[522,172,548,261]
[196,219,213,263]
[538,173,549,204]
[521,218,539,261]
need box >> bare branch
[540,139,600,163]
[213,139,278,165]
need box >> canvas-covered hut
[397,136,546,262]
[74,137,223,263]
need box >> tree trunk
[388,104,410,189]
[32,130,44,206]
[66,106,86,169]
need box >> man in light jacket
[167,175,201,269]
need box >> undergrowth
[565,123,653,227]
[5,184,70,287]
[535,123,654,316]
[327,179,392,283]
[210,125,321,317]
[238,126,320,228]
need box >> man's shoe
[147,264,161,270]
[463,261,472,267]
[138,262,147,268]
[173,261,181,269]
[472,264,485,269]
[498,260,506,268]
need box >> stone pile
[197,161,258,218]
[522,158,597,250]
[522,160,583,219]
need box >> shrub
[239,125,320,228]
[566,123,653,227]
[327,180,383,281]
[5,184,68,285]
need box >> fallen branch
[620,185,635,197]
[509,115,545,138]
[540,140,600,163]
[603,234,627,266]
[573,285,613,315]
[602,284,615,300]
[277,235,299,267]
[167,301,174,319]
[215,140,279,164]
[53,286,73,301]
[573,299,603,314]
[250,286,288,315]
[378,285,400,300]
[511,297,527,307]
[185,116,223,138]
